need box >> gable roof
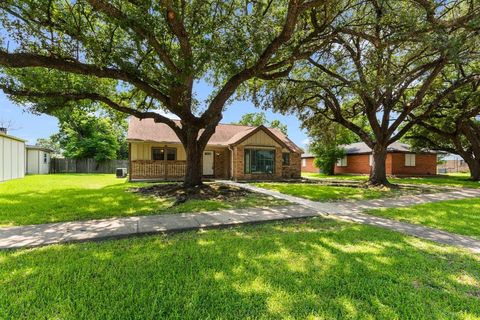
[127,117,303,153]
[342,141,437,155]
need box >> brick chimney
[0,127,7,135]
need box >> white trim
[336,156,348,167]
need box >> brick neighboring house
[127,117,302,181]
[300,153,320,173]
[334,142,438,176]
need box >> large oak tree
[407,65,480,180]
[256,0,479,186]
[0,0,336,186]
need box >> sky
[0,81,310,147]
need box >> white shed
[0,130,26,182]
[26,145,52,175]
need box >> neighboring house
[300,153,320,173]
[334,142,438,176]
[26,145,52,175]
[0,128,26,182]
[127,117,303,181]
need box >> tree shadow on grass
[369,199,480,240]
[0,184,167,226]
[1,218,479,319]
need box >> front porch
[130,160,187,181]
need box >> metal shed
[26,145,53,175]
[0,128,26,182]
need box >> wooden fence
[51,158,128,174]
[130,160,186,180]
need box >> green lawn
[366,198,480,240]
[303,172,480,188]
[1,218,479,319]
[302,172,370,181]
[254,182,413,202]
[0,174,288,226]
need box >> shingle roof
[342,141,436,154]
[127,117,303,153]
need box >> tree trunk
[368,145,391,187]
[465,158,480,181]
[183,129,204,187]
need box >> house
[0,128,26,182]
[334,141,438,176]
[300,152,320,173]
[127,117,303,181]
[26,145,52,175]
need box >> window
[405,154,416,166]
[152,147,177,161]
[282,153,290,166]
[244,149,275,174]
[336,156,347,167]
[43,153,48,164]
[369,154,373,166]
[166,148,176,160]
[302,158,306,167]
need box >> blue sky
[0,83,309,147]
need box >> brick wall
[282,152,301,178]
[334,154,372,174]
[391,153,437,176]
[301,157,320,173]
[334,153,437,176]
[212,148,229,179]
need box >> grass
[366,198,480,240]
[302,172,370,181]
[303,172,480,188]
[254,182,412,202]
[1,218,480,319]
[0,174,288,227]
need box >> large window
[405,154,416,167]
[152,147,177,161]
[244,149,275,174]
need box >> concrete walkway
[220,181,480,254]
[2,183,480,252]
[0,205,319,249]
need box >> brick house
[334,142,438,176]
[300,152,320,173]
[127,117,302,181]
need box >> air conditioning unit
[116,168,128,178]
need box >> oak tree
[0,0,330,186]
[257,0,479,186]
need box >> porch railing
[131,160,187,180]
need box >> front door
[203,151,214,176]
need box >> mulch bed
[131,183,252,205]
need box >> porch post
[164,145,168,180]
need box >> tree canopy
[254,0,480,185]
[406,65,480,180]
[234,112,288,134]
[0,0,333,186]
